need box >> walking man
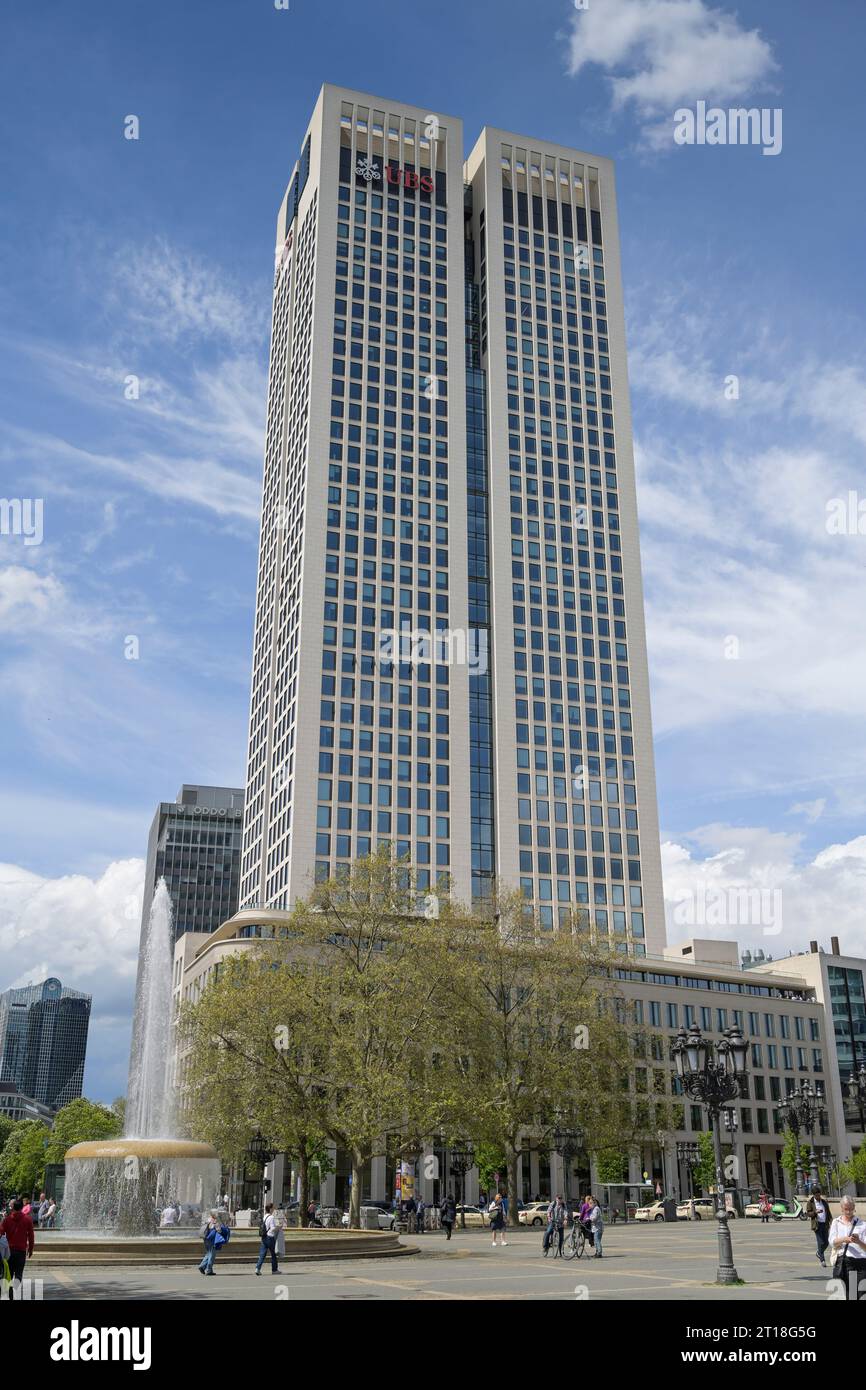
[440,1191,456,1240]
[806,1188,830,1267]
[255,1203,282,1275]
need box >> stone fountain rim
[65,1139,219,1161]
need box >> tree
[0,1120,50,1195]
[110,1097,126,1130]
[284,850,460,1227]
[780,1130,810,1194]
[181,850,459,1227]
[43,1098,122,1166]
[692,1132,716,1195]
[0,1115,16,1160]
[443,890,643,1227]
[180,950,332,1225]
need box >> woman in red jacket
[0,1198,35,1299]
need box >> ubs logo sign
[355,156,434,193]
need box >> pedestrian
[440,1191,456,1240]
[544,1195,566,1257]
[404,1195,417,1234]
[198,1210,229,1276]
[306,1199,319,1227]
[35,1193,49,1228]
[759,1190,772,1224]
[828,1196,866,1300]
[806,1188,830,1267]
[255,1203,282,1275]
[488,1192,507,1248]
[0,1197,34,1299]
[160,1202,177,1228]
[586,1195,604,1258]
[578,1195,595,1249]
[416,1197,426,1234]
[44,1199,56,1230]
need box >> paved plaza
[34,1219,842,1302]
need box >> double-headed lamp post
[553,1124,583,1208]
[671,1023,748,1285]
[775,1092,805,1195]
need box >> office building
[0,977,90,1111]
[140,785,244,943]
[240,84,665,954]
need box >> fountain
[63,880,221,1235]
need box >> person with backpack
[198,1210,230,1276]
[0,1198,34,1299]
[255,1203,283,1275]
[488,1192,507,1248]
[758,1190,772,1224]
[416,1197,426,1234]
[440,1191,456,1240]
[543,1195,566,1257]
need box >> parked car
[676,1198,737,1220]
[743,1197,805,1220]
[454,1204,488,1227]
[633,1199,668,1223]
[519,1201,552,1227]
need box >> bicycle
[542,1221,566,1257]
[562,1220,588,1260]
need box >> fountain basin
[63,1138,222,1236]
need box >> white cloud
[662,826,866,959]
[566,0,778,147]
[0,566,66,632]
[0,857,145,1100]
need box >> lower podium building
[172,919,858,1212]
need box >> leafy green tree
[180,950,332,1224]
[692,1131,716,1195]
[780,1130,810,1193]
[43,1098,122,1165]
[443,890,643,1227]
[110,1097,126,1130]
[594,1148,628,1184]
[0,1120,51,1195]
[0,1115,16,1159]
[472,1142,508,1197]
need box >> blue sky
[2,0,866,1101]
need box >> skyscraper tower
[240,85,665,955]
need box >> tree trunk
[298,1148,310,1228]
[507,1151,520,1228]
[349,1151,364,1228]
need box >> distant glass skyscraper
[240,85,666,954]
[0,977,91,1111]
[140,785,244,943]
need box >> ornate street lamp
[778,1082,827,1193]
[552,1124,584,1207]
[798,1080,827,1190]
[244,1131,276,1213]
[775,1091,805,1196]
[671,1024,747,1284]
[846,1059,866,1131]
[449,1140,475,1230]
